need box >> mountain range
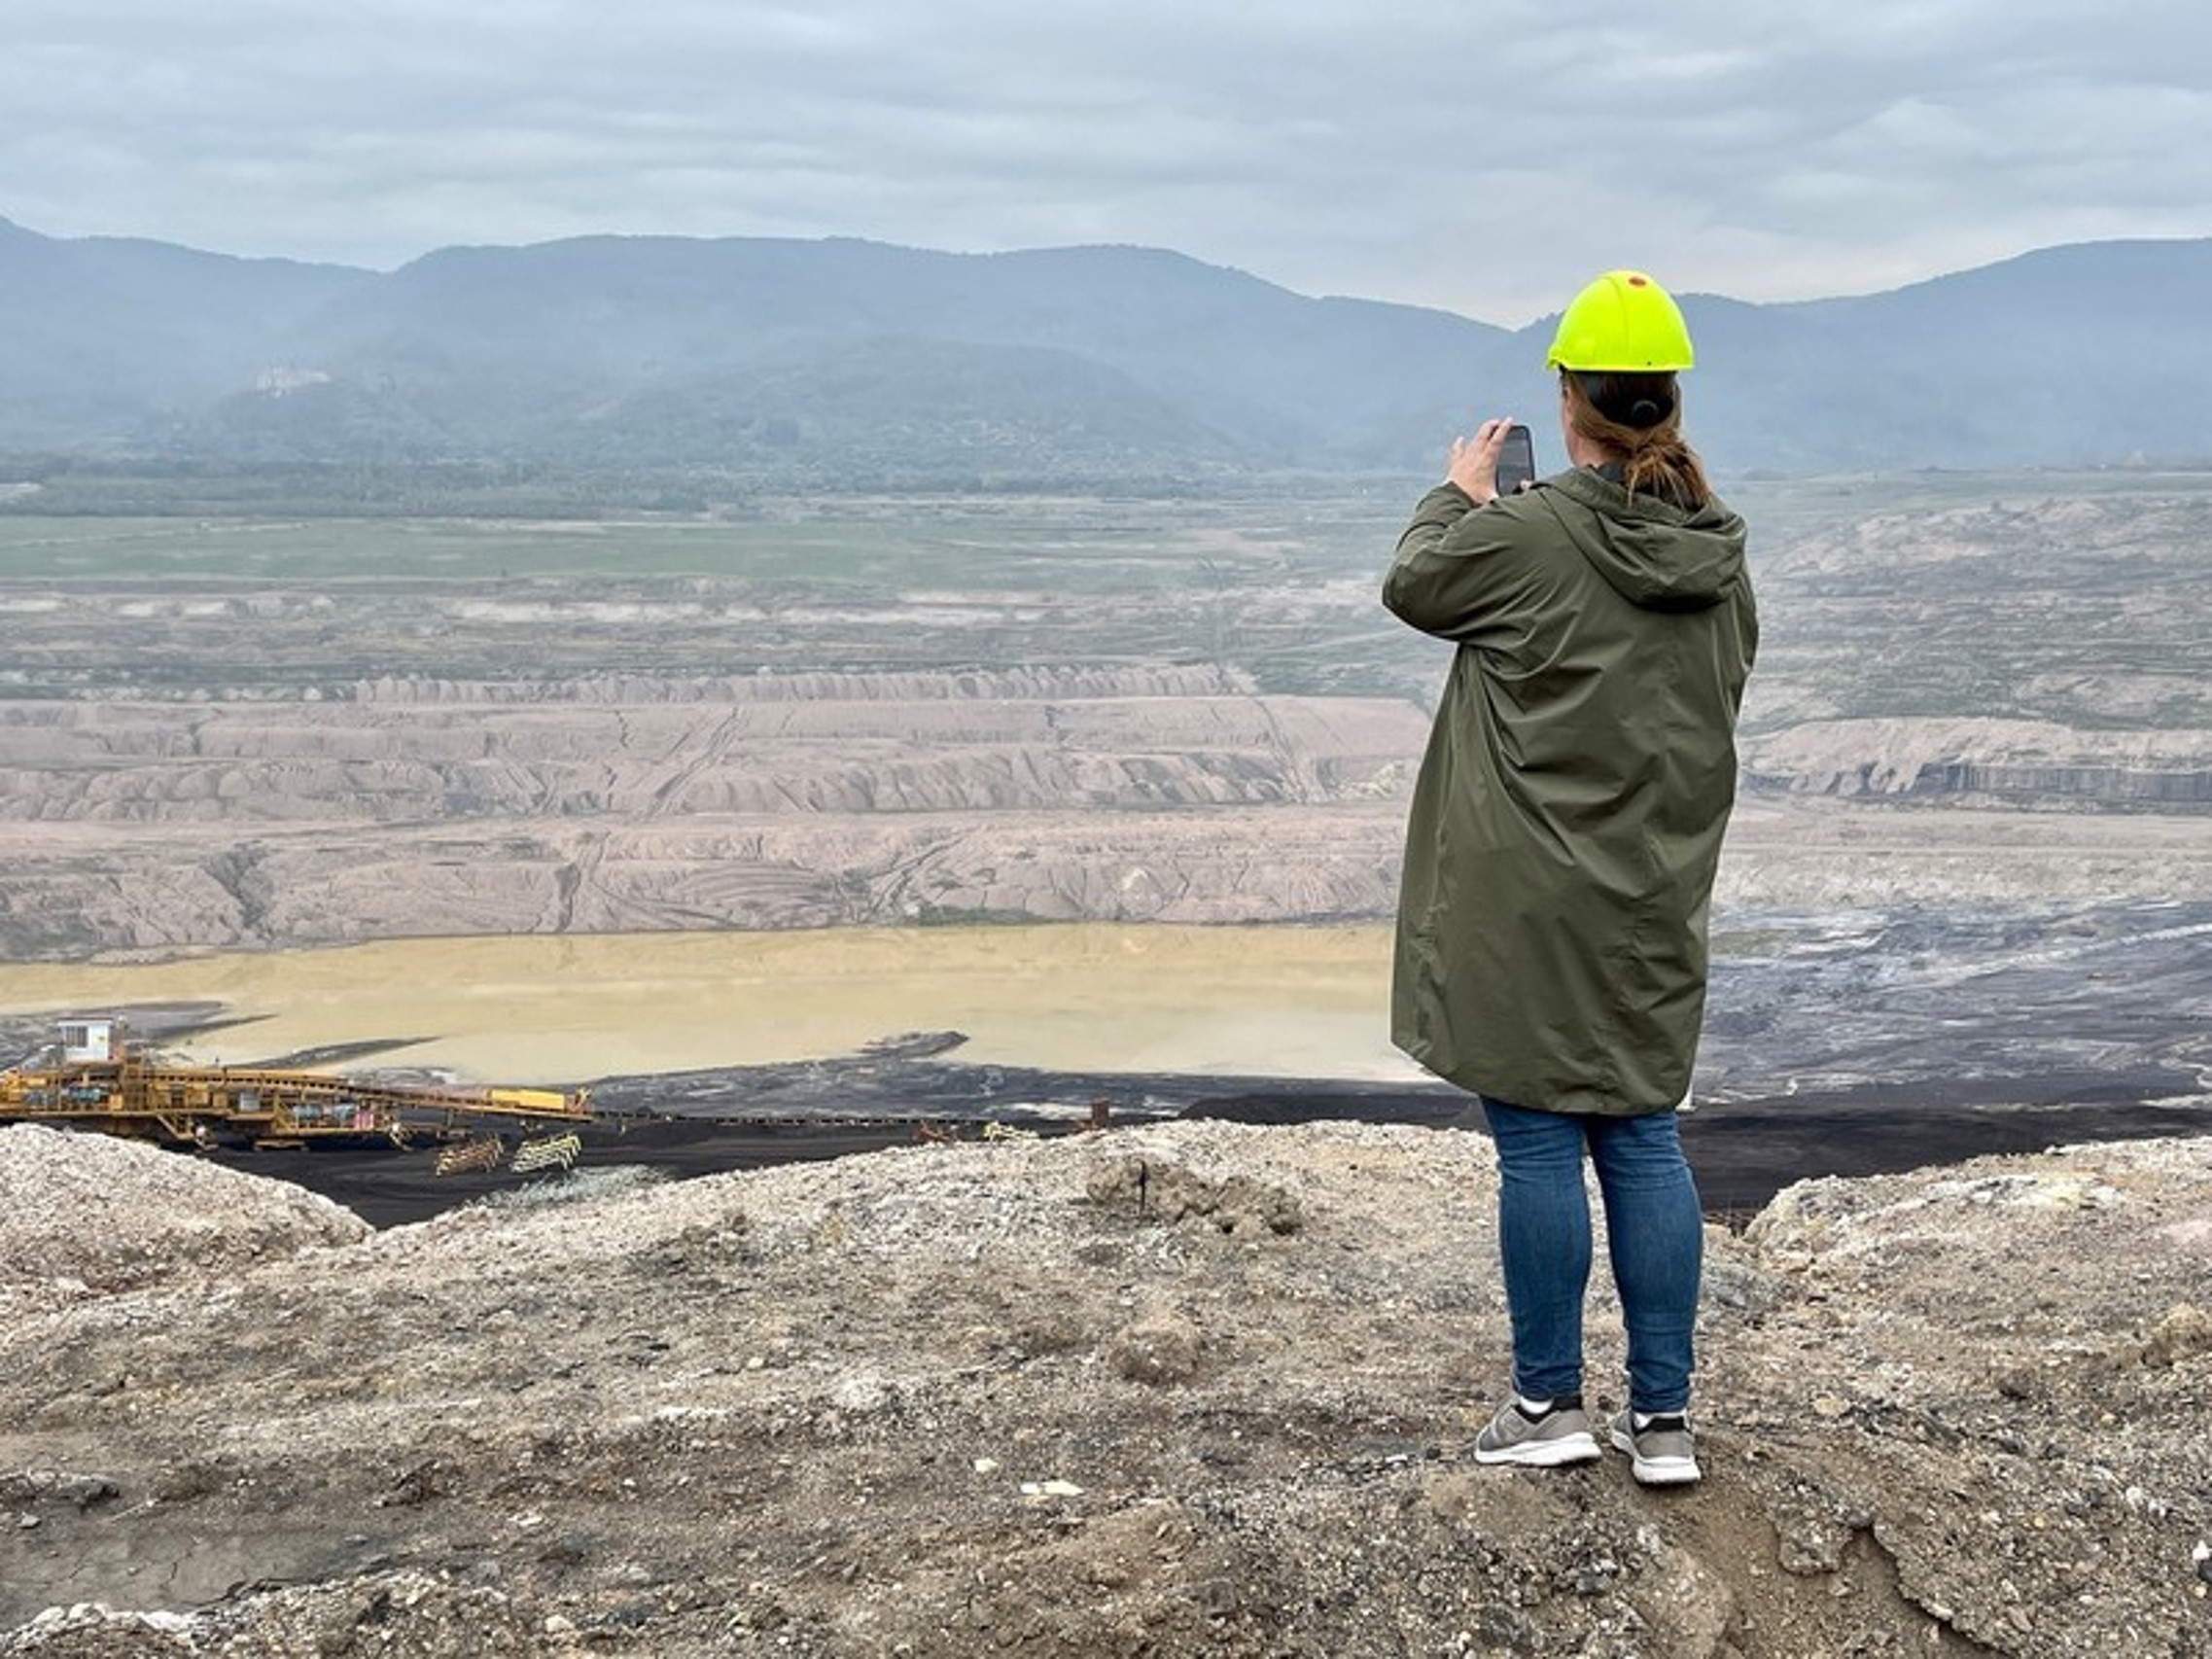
[4,216,2209,479]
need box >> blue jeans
[1480,1097,1703,1415]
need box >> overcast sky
[5,1,2207,324]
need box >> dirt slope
[1,1121,2208,1657]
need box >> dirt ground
[2,1118,2209,1658]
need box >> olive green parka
[1383,467,1757,1114]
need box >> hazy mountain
[0,217,370,450]
[1668,238,2212,472]
[2,216,2207,477]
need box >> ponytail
[1562,371,1709,509]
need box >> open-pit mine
[1,477,2208,1215]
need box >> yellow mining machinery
[0,1017,592,1152]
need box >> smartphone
[1494,423,1536,497]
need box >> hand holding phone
[1448,418,1536,502]
[1493,423,1536,497]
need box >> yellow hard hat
[1544,270,1696,372]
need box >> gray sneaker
[1474,1395,1601,1466]
[1610,1409,1701,1486]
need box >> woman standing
[1382,270,1757,1486]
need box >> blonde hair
[1562,371,1709,508]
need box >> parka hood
[1539,466,1747,613]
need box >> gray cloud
[3,0,2207,324]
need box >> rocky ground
[2,1118,2208,1658]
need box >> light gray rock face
[1745,716,2212,803]
[0,669,1425,956]
[1,1121,2205,1657]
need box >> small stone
[1106,1314,1205,1387]
[830,1373,892,1414]
[17,1513,38,1530]
[972,1458,1001,1475]
[1811,1395,1850,1420]
[1192,1578,1240,1618]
